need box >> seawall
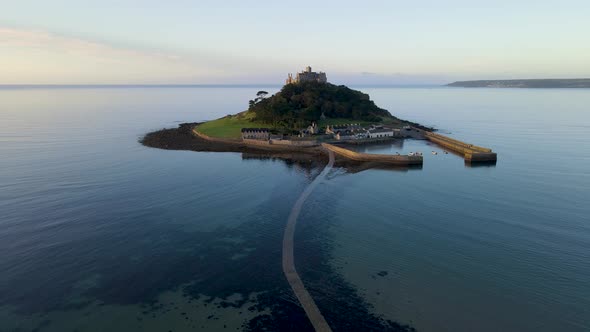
[322,143,423,165]
[243,139,321,152]
[419,129,497,162]
[193,125,494,165]
[193,128,322,154]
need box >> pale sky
[1,0,589,84]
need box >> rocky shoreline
[142,123,316,153]
[141,122,330,167]
[141,123,428,172]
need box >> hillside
[196,111,268,139]
[248,81,395,128]
[447,79,590,88]
[195,82,430,139]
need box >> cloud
[0,27,294,84]
[0,27,183,63]
[0,27,242,83]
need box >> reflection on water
[243,150,424,174]
[464,160,497,168]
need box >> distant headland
[446,78,590,88]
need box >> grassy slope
[196,112,267,139]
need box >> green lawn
[196,112,267,139]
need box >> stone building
[367,128,394,138]
[307,122,319,134]
[334,130,356,140]
[241,128,270,140]
[326,124,361,134]
[285,66,327,84]
[300,122,319,137]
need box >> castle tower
[286,66,328,85]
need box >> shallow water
[0,86,589,331]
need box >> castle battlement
[286,66,327,85]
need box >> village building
[300,122,319,137]
[286,66,327,85]
[326,124,361,135]
[241,128,270,140]
[334,130,356,140]
[367,128,394,138]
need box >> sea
[0,85,589,331]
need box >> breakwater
[322,143,423,165]
[419,129,497,162]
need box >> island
[143,66,497,165]
[446,78,590,88]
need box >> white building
[367,128,394,138]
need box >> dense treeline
[248,82,392,128]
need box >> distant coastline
[446,78,590,88]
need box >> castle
[285,66,327,85]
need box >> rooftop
[241,128,269,132]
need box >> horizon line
[0,83,444,89]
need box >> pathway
[282,150,334,332]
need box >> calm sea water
[0,86,589,331]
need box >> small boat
[432,151,438,155]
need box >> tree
[248,81,392,129]
[255,90,268,103]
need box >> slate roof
[336,130,355,136]
[368,128,393,134]
[241,128,269,133]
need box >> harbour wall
[269,139,319,147]
[322,143,423,165]
[418,129,497,162]
[194,126,494,164]
[424,131,492,153]
[243,139,319,149]
[193,128,323,155]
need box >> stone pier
[418,129,497,162]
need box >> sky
[1,0,589,85]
